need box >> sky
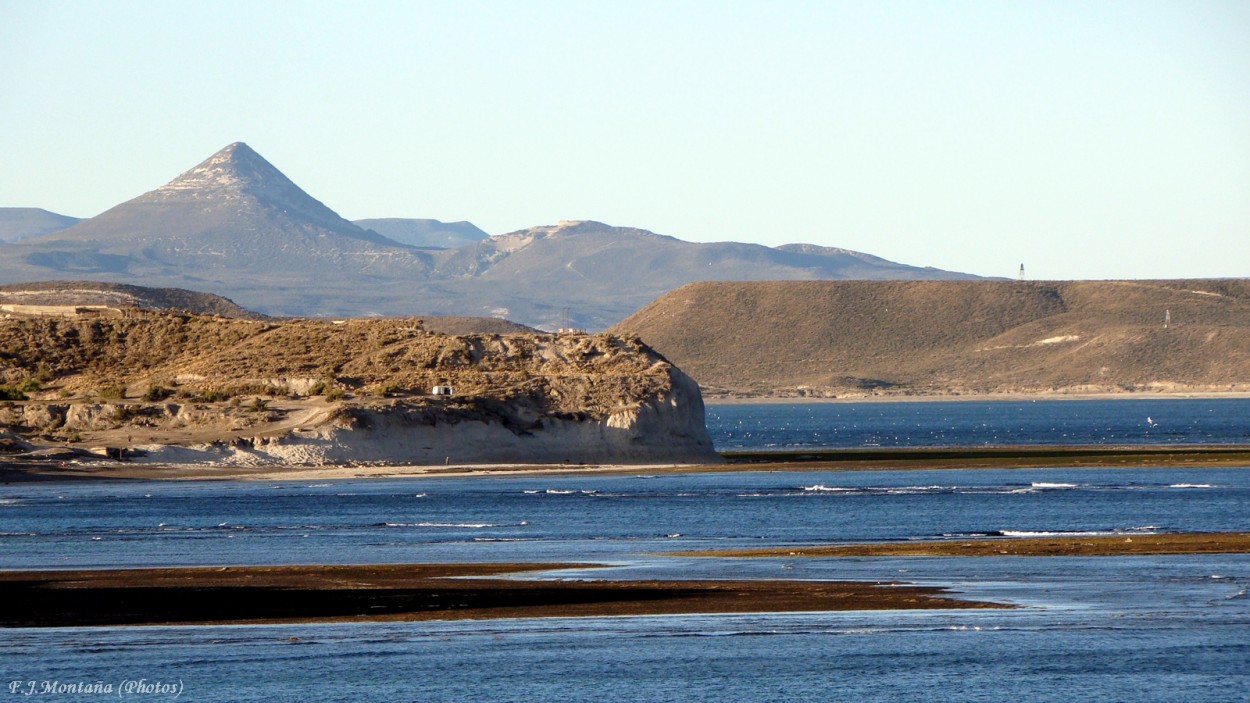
[2,0,1248,280]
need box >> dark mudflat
[0,562,1002,627]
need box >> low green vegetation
[0,385,28,401]
[143,384,174,401]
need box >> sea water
[1,399,1248,701]
[707,397,1250,450]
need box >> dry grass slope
[0,313,668,418]
[612,279,1250,396]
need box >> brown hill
[611,280,1250,397]
[1,314,659,414]
[0,281,264,319]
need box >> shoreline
[0,562,1003,627]
[4,445,1250,483]
[666,531,1250,559]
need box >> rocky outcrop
[1,312,719,466]
[127,367,717,467]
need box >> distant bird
[1146,416,1158,427]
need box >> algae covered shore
[0,562,1002,627]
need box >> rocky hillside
[612,279,1250,397]
[0,313,715,465]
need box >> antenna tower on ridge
[558,307,586,336]
[1018,263,1026,282]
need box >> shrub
[192,389,233,403]
[308,381,328,396]
[98,385,126,400]
[248,397,270,412]
[143,385,174,402]
[0,385,27,401]
[111,405,140,422]
[370,383,404,397]
[324,388,345,402]
[19,379,41,393]
[33,363,55,384]
[233,383,288,397]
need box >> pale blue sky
[2,0,1247,279]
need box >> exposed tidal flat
[2,398,1249,700]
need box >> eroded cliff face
[0,312,719,466]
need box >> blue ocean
[2,399,1248,702]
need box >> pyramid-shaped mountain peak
[156,141,297,197]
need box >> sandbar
[667,531,1250,558]
[0,562,1003,627]
[4,445,1250,483]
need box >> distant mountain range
[0,208,81,242]
[352,218,489,249]
[0,142,977,328]
[612,279,1250,397]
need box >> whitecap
[802,485,852,493]
[1000,530,1111,537]
[385,522,500,528]
[1169,483,1216,489]
[1030,482,1078,489]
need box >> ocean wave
[1030,482,1079,489]
[1169,483,1217,489]
[802,485,853,493]
[942,526,1161,539]
[998,527,1161,537]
